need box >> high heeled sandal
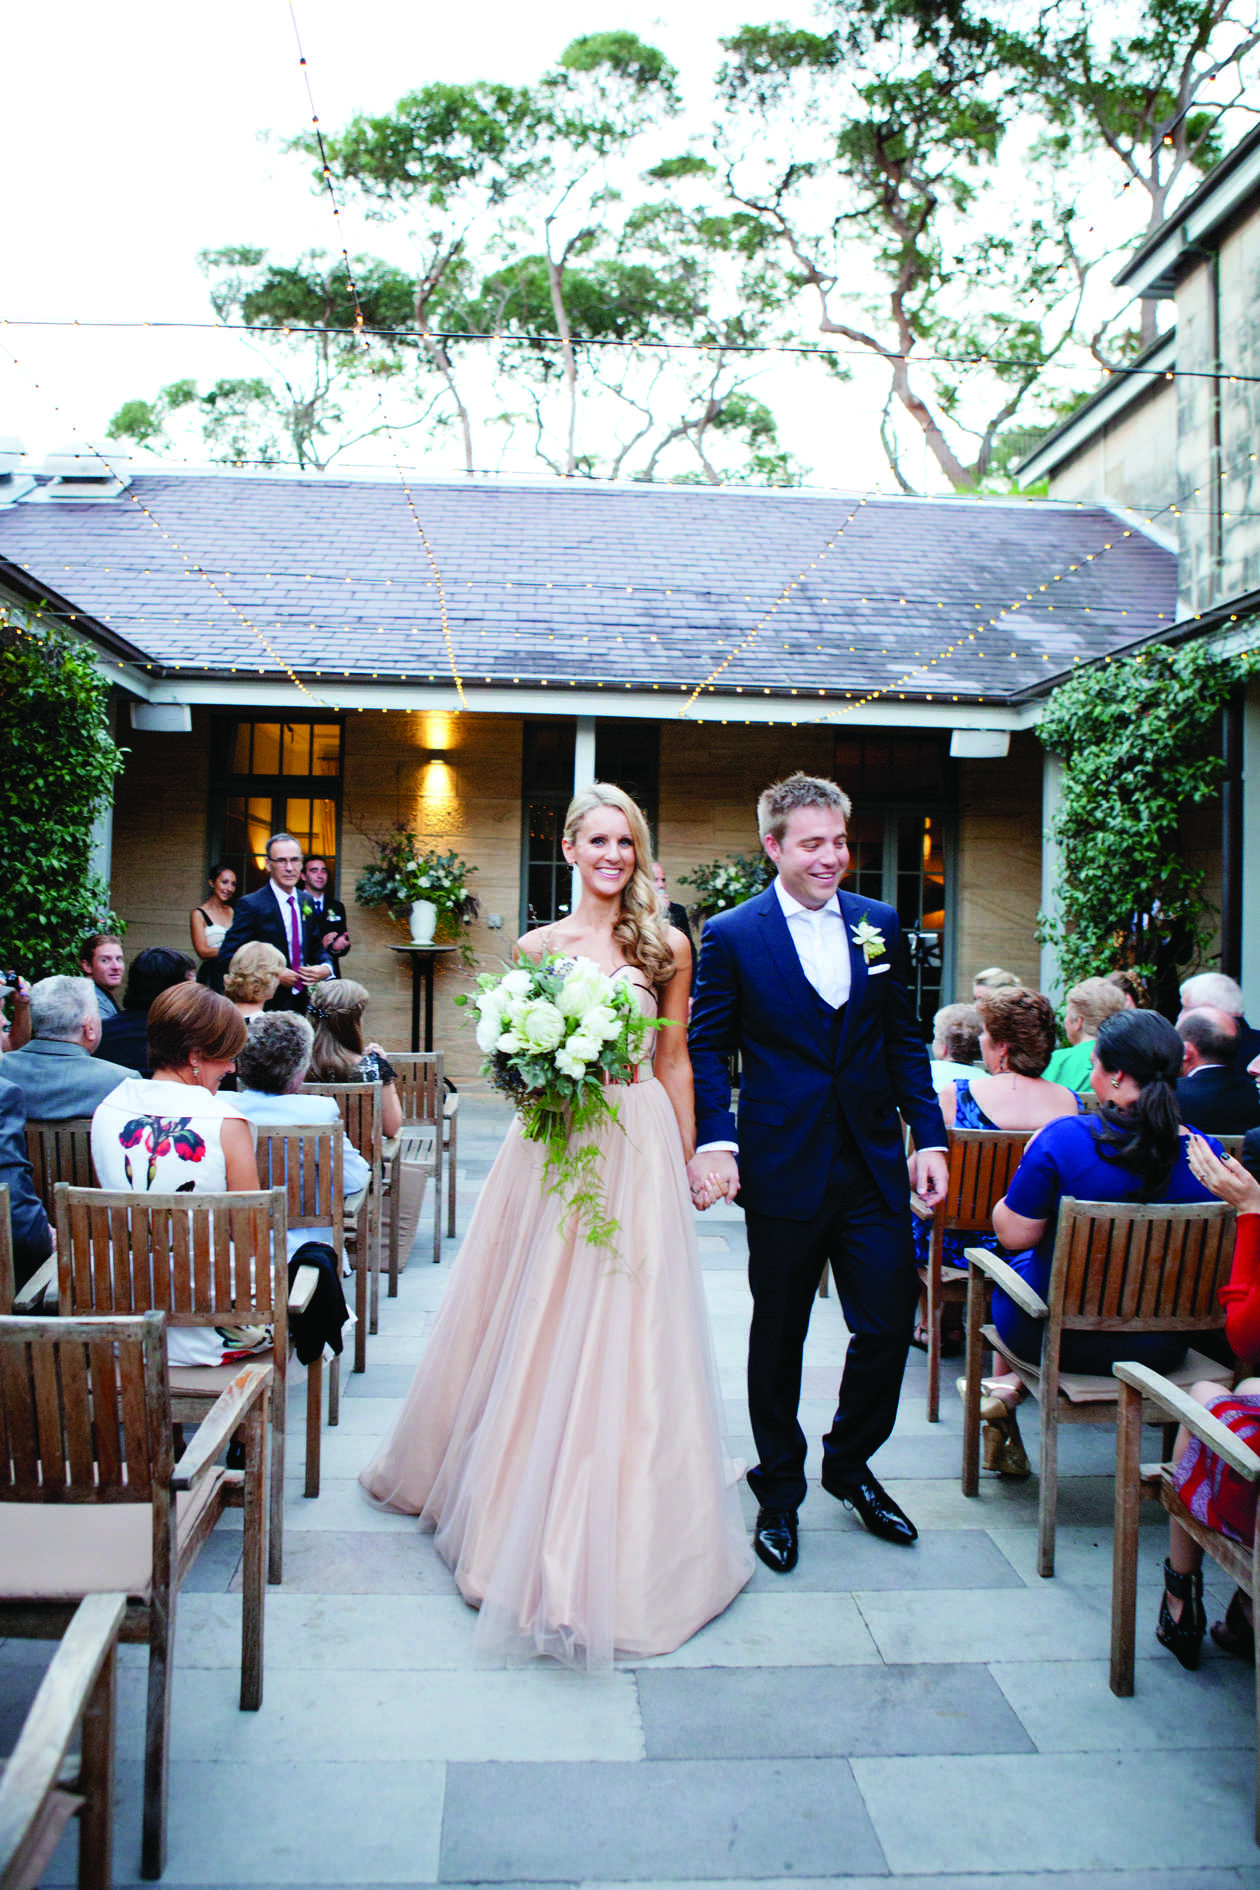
[1210,1588,1256,1663]
[956,1379,1031,1478]
[1156,1558,1205,1671]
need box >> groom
[687,772,948,1573]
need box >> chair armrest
[963,1247,1048,1321]
[909,1192,933,1223]
[288,1264,319,1314]
[172,1362,272,1491]
[1113,1362,1260,1481]
[381,1134,402,1162]
[12,1255,57,1314]
[0,1592,126,1859]
[343,1186,369,1216]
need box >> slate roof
[0,473,1177,706]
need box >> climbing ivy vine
[0,619,125,978]
[1036,640,1254,998]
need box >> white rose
[583,1003,621,1042]
[500,968,533,998]
[496,1029,523,1053]
[476,1014,503,1054]
[557,959,606,1018]
[567,1032,600,1062]
[555,1047,587,1079]
[516,999,566,1053]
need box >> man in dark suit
[1176,1006,1260,1134]
[687,772,948,1574]
[1179,973,1260,1072]
[301,856,350,970]
[0,1074,52,1288]
[219,833,333,1013]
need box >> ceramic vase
[408,898,437,944]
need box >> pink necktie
[286,895,302,970]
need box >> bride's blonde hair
[564,783,676,988]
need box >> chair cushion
[168,1354,274,1396]
[0,1478,223,1599]
[986,1330,1232,1404]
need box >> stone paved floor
[5,1094,1260,1888]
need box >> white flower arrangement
[458,955,659,1251]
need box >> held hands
[298,963,333,985]
[322,929,349,953]
[911,1149,950,1209]
[686,1150,739,1211]
[1187,1133,1260,1215]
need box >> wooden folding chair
[918,1127,1032,1422]
[0,1591,125,1890]
[1110,1359,1260,1843]
[254,1125,353,1497]
[303,1081,382,1368]
[53,1186,291,1585]
[0,1312,269,1880]
[16,1121,96,1312]
[961,1195,1236,1576]
[386,1051,445,1275]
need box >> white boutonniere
[851,919,886,964]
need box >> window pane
[247,798,273,873]
[312,725,341,777]
[281,723,311,775]
[252,723,281,776]
[229,723,252,773]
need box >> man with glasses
[219,834,333,1012]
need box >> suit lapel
[834,891,870,1063]
[757,887,829,1041]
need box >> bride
[360,783,752,1668]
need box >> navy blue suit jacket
[689,885,946,1221]
[0,1075,53,1286]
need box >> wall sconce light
[423,750,449,769]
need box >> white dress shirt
[773,878,851,1011]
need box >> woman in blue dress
[978,1009,1224,1475]
[911,987,1079,1365]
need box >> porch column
[570,717,597,914]
[1242,679,1260,1007]
[1039,747,1065,1004]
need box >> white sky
[0,1,1157,491]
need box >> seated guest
[92,985,262,1366]
[232,1012,371,1257]
[0,1073,53,1289]
[190,862,238,992]
[929,1001,981,1092]
[1105,970,1143,1009]
[971,1011,1225,1482]
[307,980,403,1138]
[98,948,197,1075]
[1149,1137,1260,1670]
[1175,1006,1260,1134]
[972,966,1019,1003]
[1,976,131,1118]
[1180,970,1260,1071]
[79,933,125,1020]
[913,988,1078,1373]
[224,941,287,1019]
[1042,975,1127,1091]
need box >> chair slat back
[1217,1134,1246,1162]
[0,1312,169,1503]
[1051,1196,1236,1331]
[254,1126,345,1241]
[23,1119,95,1216]
[944,1128,1033,1230]
[53,1188,288,1342]
[302,1082,383,1172]
[387,1052,444,1128]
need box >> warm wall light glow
[422,711,453,753]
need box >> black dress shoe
[753,1507,799,1573]
[820,1465,917,1545]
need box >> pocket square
[867,963,891,975]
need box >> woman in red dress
[1157,1132,1260,1669]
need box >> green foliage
[678,851,773,917]
[0,621,125,978]
[1036,642,1255,990]
[354,827,479,924]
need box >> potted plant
[678,850,772,920]
[355,827,479,959]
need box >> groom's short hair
[757,772,852,844]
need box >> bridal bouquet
[457,956,654,1251]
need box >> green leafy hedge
[0,620,125,977]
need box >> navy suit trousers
[743,1126,917,1511]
